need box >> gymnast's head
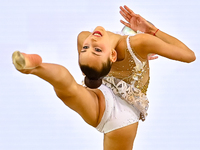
[78,26,117,89]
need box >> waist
[107,73,150,95]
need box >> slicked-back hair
[79,58,112,88]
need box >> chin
[94,26,105,31]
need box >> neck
[107,31,120,49]
[107,31,125,61]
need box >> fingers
[119,6,132,20]
[124,5,135,15]
[119,5,138,29]
[120,5,140,23]
[122,5,136,17]
[148,54,159,60]
[120,20,131,28]
[119,10,130,23]
[148,56,158,60]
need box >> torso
[109,34,150,94]
[78,31,150,94]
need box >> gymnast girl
[12,5,195,150]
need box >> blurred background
[0,0,199,149]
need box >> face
[79,26,116,71]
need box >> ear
[110,49,117,62]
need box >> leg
[12,51,105,127]
[12,51,42,70]
[31,63,104,126]
[103,122,138,150]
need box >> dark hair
[80,58,112,89]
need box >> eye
[95,48,102,52]
[83,46,89,49]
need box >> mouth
[92,31,102,37]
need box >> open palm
[120,5,153,33]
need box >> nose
[91,36,97,42]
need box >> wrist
[149,27,159,36]
[153,29,159,36]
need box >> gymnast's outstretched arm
[120,5,196,63]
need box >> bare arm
[120,5,196,63]
[131,34,195,63]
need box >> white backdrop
[0,0,199,150]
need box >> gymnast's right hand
[119,5,157,35]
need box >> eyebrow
[81,50,101,56]
[92,52,101,56]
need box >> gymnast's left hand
[148,54,158,60]
[119,5,156,35]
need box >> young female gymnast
[12,5,195,150]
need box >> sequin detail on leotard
[122,35,149,94]
[102,35,150,121]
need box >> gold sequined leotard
[102,35,150,121]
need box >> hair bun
[84,76,102,89]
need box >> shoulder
[129,33,152,46]
[115,34,148,60]
[116,33,150,49]
[129,33,156,59]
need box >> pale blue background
[0,0,199,150]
